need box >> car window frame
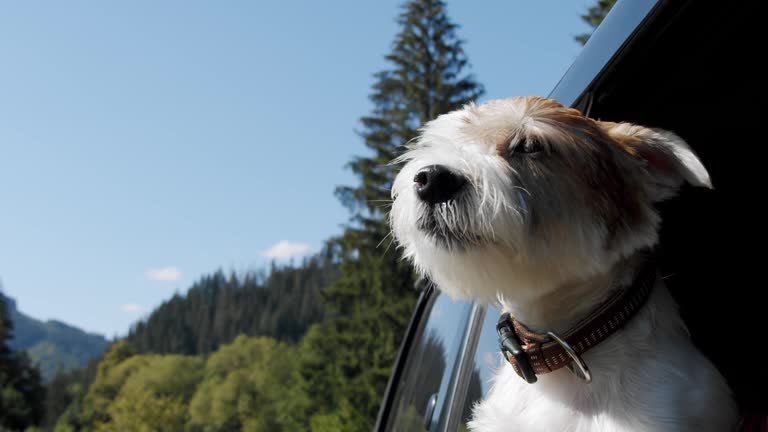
[374,282,436,431]
[441,304,486,431]
[375,281,498,432]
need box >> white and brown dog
[389,96,737,431]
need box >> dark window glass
[460,306,504,429]
[385,291,474,432]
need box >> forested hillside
[126,247,337,355]
[47,252,337,431]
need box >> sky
[0,1,592,338]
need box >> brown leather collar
[497,257,658,384]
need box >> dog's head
[390,96,711,304]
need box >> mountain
[1,293,108,381]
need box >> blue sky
[0,1,591,337]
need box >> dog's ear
[600,122,712,201]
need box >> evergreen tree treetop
[337,0,484,218]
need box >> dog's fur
[389,96,737,431]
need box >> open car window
[384,292,475,432]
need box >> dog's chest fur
[468,284,737,432]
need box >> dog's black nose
[414,165,466,204]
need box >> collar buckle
[496,313,538,384]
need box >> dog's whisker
[380,235,396,258]
[376,231,394,250]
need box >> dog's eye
[513,138,543,155]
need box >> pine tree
[0,292,45,430]
[303,1,483,430]
[575,0,617,45]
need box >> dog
[389,96,738,431]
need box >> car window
[385,291,475,432]
[459,305,504,429]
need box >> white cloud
[120,303,145,313]
[261,241,311,259]
[145,267,181,281]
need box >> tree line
[126,246,337,356]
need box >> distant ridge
[1,293,108,381]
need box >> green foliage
[41,359,98,430]
[575,0,617,45]
[52,336,307,432]
[126,249,336,356]
[300,246,417,429]
[71,341,137,430]
[307,398,360,432]
[1,293,45,431]
[106,355,203,432]
[55,341,198,431]
[188,336,306,432]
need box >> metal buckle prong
[547,331,592,383]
